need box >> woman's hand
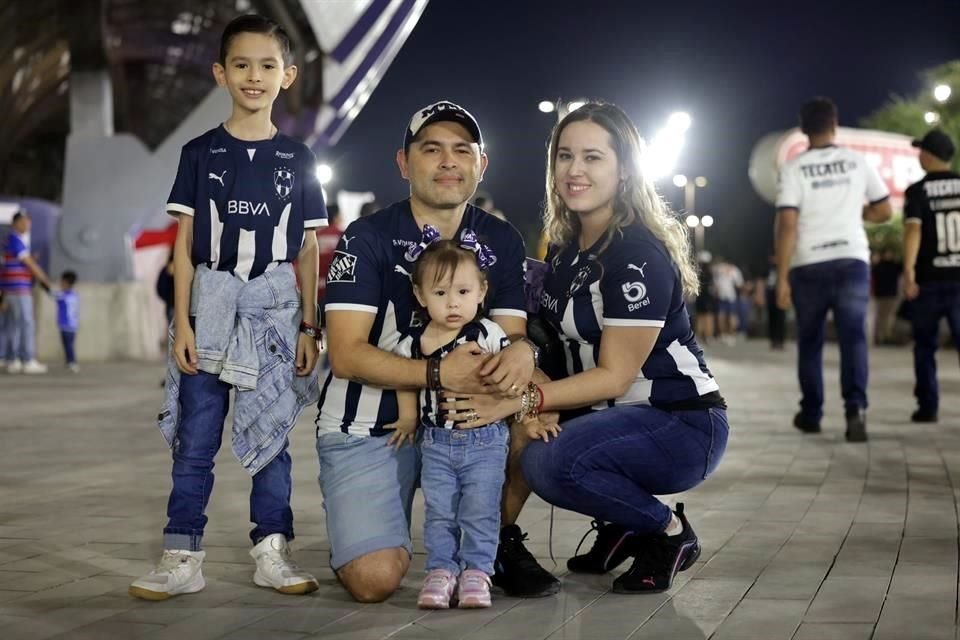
[441,393,520,429]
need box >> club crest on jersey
[327,250,357,284]
[568,265,592,297]
[273,167,294,200]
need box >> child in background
[56,271,79,372]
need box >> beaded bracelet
[426,355,442,390]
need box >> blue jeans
[2,294,34,362]
[163,371,294,551]
[790,259,870,421]
[521,406,727,535]
[911,281,960,413]
[60,330,76,365]
[421,423,510,575]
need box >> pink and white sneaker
[417,569,457,609]
[457,569,492,608]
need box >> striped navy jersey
[166,125,328,282]
[540,223,721,410]
[317,200,527,437]
[395,318,509,429]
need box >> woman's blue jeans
[521,405,728,535]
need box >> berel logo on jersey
[275,150,295,159]
[327,251,357,283]
[209,147,227,154]
[273,167,295,199]
[622,281,650,311]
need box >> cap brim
[911,139,922,148]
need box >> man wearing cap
[902,129,960,423]
[315,101,560,602]
[775,97,893,442]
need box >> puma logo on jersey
[208,171,227,186]
[394,265,412,279]
[627,262,647,277]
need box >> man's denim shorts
[316,430,421,570]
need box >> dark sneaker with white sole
[612,503,701,594]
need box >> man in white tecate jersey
[774,96,892,443]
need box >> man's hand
[904,272,920,300]
[776,279,791,311]
[386,420,417,450]
[440,342,492,394]
[174,323,198,375]
[295,333,318,376]
[479,340,535,396]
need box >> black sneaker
[793,412,821,434]
[567,521,635,574]
[911,409,938,423]
[492,524,560,598]
[612,503,701,594]
[845,409,868,442]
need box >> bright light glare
[673,174,688,188]
[667,111,692,132]
[695,176,708,188]
[538,100,555,113]
[316,164,333,185]
[701,215,714,227]
[685,214,700,228]
[567,101,586,112]
[933,84,952,103]
[924,111,940,125]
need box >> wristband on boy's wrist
[299,321,320,339]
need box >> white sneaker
[129,549,206,601]
[250,533,318,595]
[6,360,22,374]
[22,360,47,374]
[68,363,80,373]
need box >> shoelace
[572,520,605,560]
[157,551,197,572]
[258,547,302,573]
[504,531,550,573]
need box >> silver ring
[510,384,520,394]
[468,410,478,422]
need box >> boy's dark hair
[12,210,26,223]
[61,271,78,287]
[412,241,487,289]
[800,97,838,136]
[219,14,293,66]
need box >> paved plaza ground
[1,340,959,639]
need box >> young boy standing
[56,271,80,372]
[129,14,327,601]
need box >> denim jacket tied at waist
[158,263,319,475]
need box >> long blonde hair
[543,102,699,297]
